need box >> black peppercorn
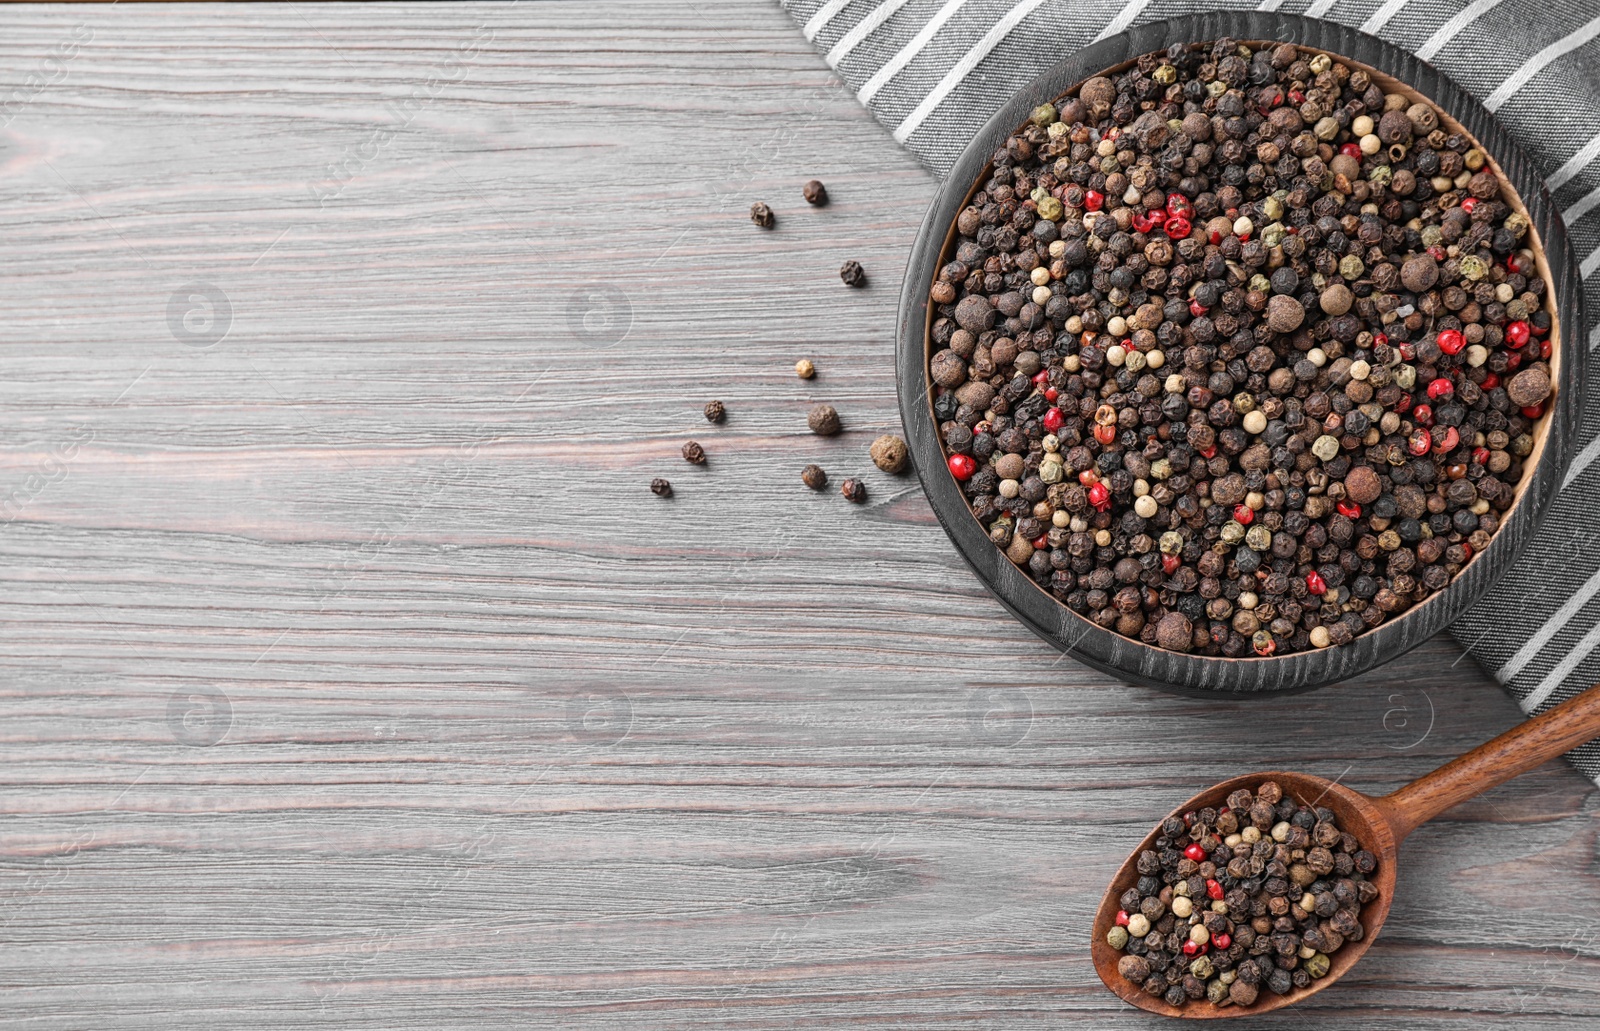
[803,179,828,205]
[750,201,775,228]
[839,260,867,287]
[681,440,705,464]
[840,477,867,503]
[703,400,725,423]
[650,478,672,497]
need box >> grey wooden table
[1,3,1595,1028]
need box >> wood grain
[0,3,1595,1028]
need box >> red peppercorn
[1206,879,1224,900]
[948,454,977,480]
[1115,910,1130,927]
[1461,197,1478,214]
[1522,403,1545,419]
[1213,933,1231,951]
[1337,500,1361,519]
[1198,444,1217,459]
[1163,215,1192,239]
[1394,393,1414,414]
[1305,570,1327,595]
[1541,338,1552,359]
[1189,297,1208,317]
[1412,403,1432,425]
[1289,89,1305,104]
[1461,541,1474,559]
[1427,377,1454,400]
[1083,189,1104,211]
[1033,536,1047,550]
[1184,842,1207,861]
[1094,423,1117,445]
[1506,351,1523,370]
[1340,142,1362,159]
[1254,635,1276,656]
[1397,341,1415,361]
[1208,230,1222,245]
[1162,553,1181,575]
[1408,428,1433,456]
[1232,504,1253,525]
[1428,244,1447,262]
[1044,387,1058,402]
[1088,482,1111,512]
[1236,232,1250,243]
[1481,372,1499,390]
[1131,212,1156,233]
[1078,470,1098,486]
[1165,193,1193,219]
[1506,254,1521,274]
[1435,425,1459,453]
[1374,333,1388,347]
[1032,369,1049,384]
[1473,446,1491,466]
[1505,320,1530,348]
[1437,328,1465,355]
[1043,406,1064,432]
[1183,939,1200,956]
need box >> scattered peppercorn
[802,463,828,490]
[803,179,829,206]
[650,477,672,497]
[704,400,726,423]
[681,440,706,464]
[841,477,867,503]
[809,403,841,436]
[871,434,910,473]
[840,260,867,287]
[926,38,1554,658]
[796,358,816,379]
[1104,780,1379,1010]
[750,202,775,228]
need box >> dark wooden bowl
[896,12,1586,694]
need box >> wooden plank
[0,2,1593,1028]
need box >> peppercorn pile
[1105,780,1379,1009]
[928,39,1555,657]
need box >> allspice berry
[703,399,725,423]
[840,477,866,503]
[1319,283,1353,316]
[750,201,775,228]
[681,440,706,464]
[795,358,816,379]
[1266,294,1304,333]
[650,478,672,497]
[870,434,908,473]
[1344,465,1382,505]
[1155,612,1193,653]
[1506,366,1552,407]
[802,179,828,206]
[1401,253,1439,292]
[801,464,827,490]
[839,260,866,287]
[808,403,841,436]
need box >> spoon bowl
[1090,771,1399,1017]
[1092,685,1600,1016]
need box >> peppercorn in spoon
[1092,685,1600,1017]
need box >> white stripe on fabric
[1483,13,1600,112]
[896,0,1052,141]
[1304,0,1340,17]
[1521,619,1600,710]
[1256,0,1288,12]
[1591,322,1600,350]
[825,0,915,65]
[1360,0,1413,34]
[1564,182,1600,226]
[1582,244,1600,280]
[1096,0,1154,41]
[1549,134,1600,192]
[1499,564,1600,679]
[857,0,971,103]
[1415,0,1509,61]
[803,0,855,41]
[1564,434,1600,487]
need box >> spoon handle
[1377,684,1600,842]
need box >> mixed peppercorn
[927,39,1554,656]
[1105,780,1378,1009]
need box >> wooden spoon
[1092,685,1600,1017]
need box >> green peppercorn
[1106,926,1130,949]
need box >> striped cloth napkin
[781,0,1600,782]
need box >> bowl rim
[895,11,1587,694]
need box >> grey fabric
[781,0,1600,782]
